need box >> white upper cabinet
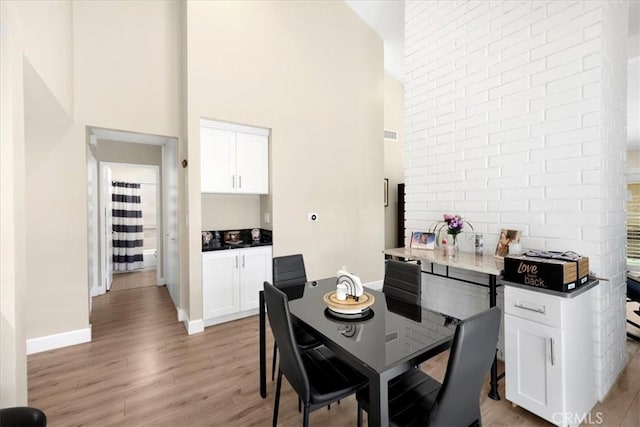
[235,132,268,194]
[200,127,236,193]
[200,119,269,194]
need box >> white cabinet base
[202,246,272,326]
[505,284,598,427]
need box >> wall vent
[384,129,398,141]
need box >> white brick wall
[405,0,628,401]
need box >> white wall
[1,9,28,406]
[384,72,405,248]
[24,67,86,342]
[184,1,384,322]
[2,0,74,115]
[73,0,181,137]
[201,195,262,230]
[405,0,628,399]
[0,0,75,405]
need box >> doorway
[103,162,160,291]
[86,127,179,312]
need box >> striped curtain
[112,181,144,271]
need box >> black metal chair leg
[357,402,362,427]
[271,343,278,381]
[273,370,282,427]
[303,404,310,427]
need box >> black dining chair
[271,254,320,381]
[0,407,47,427]
[356,306,501,427]
[382,259,422,305]
[264,281,367,427]
[627,275,640,341]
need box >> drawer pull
[514,302,546,314]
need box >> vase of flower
[430,214,473,253]
[450,233,459,253]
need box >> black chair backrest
[385,295,422,322]
[429,306,501,426]
[382,260,422,305]
[263,281,310,401]
[273,254,307,288]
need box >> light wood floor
[110,269,157,292]
[28,285,640,426]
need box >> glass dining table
[258,278,458,427]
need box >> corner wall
[0,10,28,406]
[1,0,75,405]
[405,0,628,399]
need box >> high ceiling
[345,0,404,82]
[346,1,640,149]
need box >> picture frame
[494,229,522,258]
[384,178,389,207]
[410,231,436,250]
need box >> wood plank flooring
[110,269,157,292]
[28,285,640,426]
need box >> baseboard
[182,313,204,335]
[203,308,259,328]
[177,307,187,322]
[27,326,92,355]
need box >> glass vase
[451,234,459,253]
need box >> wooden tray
[323,291,375,315]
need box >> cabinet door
[235,132,268,194]
[239,247,272,311]
[201,127,236,193]
[505,314,564,424]
[202,251,241,319]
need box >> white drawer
[504,286,564,328]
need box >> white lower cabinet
[505,284,598,427]
[202,246,272,325]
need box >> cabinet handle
[242,255,245,268]
[514,302,546,314]
[232,175,235,189]
[235,255,238,269]
[550,338,555,366]
[239,175,242,189]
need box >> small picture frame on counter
[410,231,436,250]
[495,229,522,258]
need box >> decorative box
[503,253,589,292]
